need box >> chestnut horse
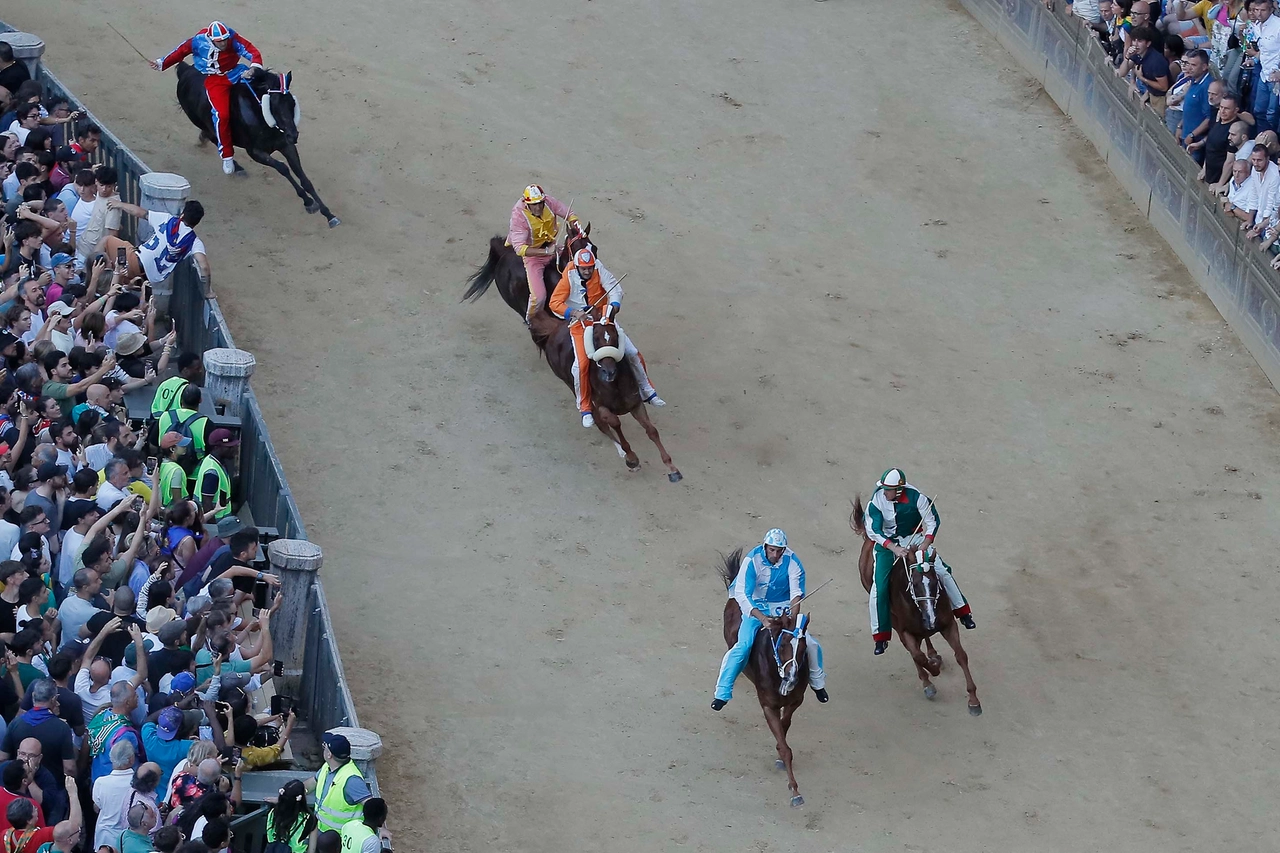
[462,221,594,319]
[717,548,811,807]
[528,312,681,481]
[850,496,981,714]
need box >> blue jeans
[1254,73,1278,136]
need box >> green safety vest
[266,810,312,853]
[315,761,365,834]
[151,376,189,418]
[157,459,188,506]
[339,821,377,853]
[157,407,208,457]
[192,455,231,518]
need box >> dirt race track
[11,0,1280,850]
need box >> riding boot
[625,351,663,404]
[874,640,889,655]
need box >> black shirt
[1204,118,1236,185]
[0,596,18,638]
[0,712,75,782]
[18,683,85,733]
[146,646,193,693]
[84,611,146,668]
[0,63,30,100]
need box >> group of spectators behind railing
[1059,0,1280,268]
[0,37,389,853]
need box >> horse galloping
[850,496,981,714]
[175,61,340,227]
[717,548,811,807]
[529,312,681,481]
[462,221,593,319]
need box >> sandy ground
[10,0,1280,850]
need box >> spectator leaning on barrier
[1224,151,1261,223]
[1246,142,1280,236]
[1200,93,1248,183]
[1176,49,1215,151]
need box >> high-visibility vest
[315,761,364,833]
[339,821,376,853]
[157,407,208,457]
[192,455,231,518]
[157,459,188,506]
[151,376,189,418]
[265,810,312,853]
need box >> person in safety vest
[548,247,665,428]
[151,22,265,174]
[156,431,192,507]
[305,732,372,843]
[864,468,974,656]
[151,352,206,419]
[339,797,390,853]
[157,385,210,461]
[192,429,238,520]
[711,528,827,710]
[507,184,579,323]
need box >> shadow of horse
[717,548,810,807]
[174,61,339,227]
[850,496,981,714]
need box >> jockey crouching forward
[153,21,264,175]
[712,529,827,711]
[549,247,665,428]
[865,468,975,656]
[507,184,578,323]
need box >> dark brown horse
[462,221,594,319]
[717,548,811,807]
[529,313,681,481]
[850,497,981,714]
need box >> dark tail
[718,547,745,590]
[849,495,866,537]
[462,236,504,303]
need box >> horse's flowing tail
[849,495,867,537]
[718,547,745,590]
[462,236,504,303]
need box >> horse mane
[718,547,745,590]
[849,495,866,536]
[527,312,559,355]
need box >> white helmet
[763,528,787,548]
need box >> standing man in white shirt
[1246,0,1280,134]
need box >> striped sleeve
[732,554,756,617]
[787,553,805,601]
[865,499,891,547]
[917,491,939,537]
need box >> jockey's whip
[797,578,834,606]
[555,198,575,271]
[107,23,152,63]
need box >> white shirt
[0,520,19,562]
[70,195,95,236]
[1236,140,1257,162]
[104,311,141,351]
[59,527,86,588]
[92,768,135,851]
[138,210,206,283]
[49,327,75,356]
[1,172,18,202]
[55,447,80,474]
[20,310,45,346]
[74,667,112,718]
[1250,161,1280,220]
[1071,0,1101,24]
[1254,14,1280,77]
[1229,173,1259,212]
[84,443,114,472]
[96,481,130,512]
[6,122,30,145]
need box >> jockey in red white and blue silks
[712,529,826,710]
[154,21,263,170]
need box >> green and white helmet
[877,468,906,489]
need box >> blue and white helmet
[763,528,787,548]
[207,21,232,40]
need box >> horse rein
[770,611,809,675]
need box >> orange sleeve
[548,268,573,319]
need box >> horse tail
[849,495,867,537]
[527,312,558,356]
[462,236,504,303]
[718,547,745,590]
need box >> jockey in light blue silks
[865,468,975,656]
[712,528,828,711]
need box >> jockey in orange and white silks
[507,184,578,323]
[548,247,665,429]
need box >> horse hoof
[923,685,937,700]
[626,459,641,471]
[327,216,342,228]
[969,703,983,717]
[774,759,785,770]
[790,795,805,808]
[305,201,321,214]
[668,471,683,483]
[928,655,943,670]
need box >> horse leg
[608,413,641,471]
[761,704,802,807]
[899,632,937,700]
[924,636,943,672]
[630,405,682,483]
[940,621,982,716]
[245,147,316,209]
[280,141,341,227]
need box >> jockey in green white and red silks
[864,469,971,645]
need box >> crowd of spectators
[0,36,390,853]
[1063,0,1280,269]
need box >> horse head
[559,221,593,269]
[770,611,809,696]
[906,552,942,632]
[584,317,624,384]
[258,70,300,144]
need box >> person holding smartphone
[99,199,211,289]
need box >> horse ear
[286,71,293,88]
[584,222,591,236]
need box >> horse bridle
[260,72,300,130]
[770,611,809,678]
[900,550,941,612]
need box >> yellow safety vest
[157,407,208,457]
[151,376,189,417]
[192,455,231,518]
[315,761,364,833]
[339,821,376,853]
[157,459,188,506]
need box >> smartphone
[272,659,284,678]
[253,580,269,610]
[115,247,126,268]
[145,456,157,475]
[143,281,152,302]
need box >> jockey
[507,185,579,323]
[864,468,975,656]
[549,247,665,428]
[152,21,264,175]
[712,529,827,711]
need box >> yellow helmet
[522,184,545,204]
